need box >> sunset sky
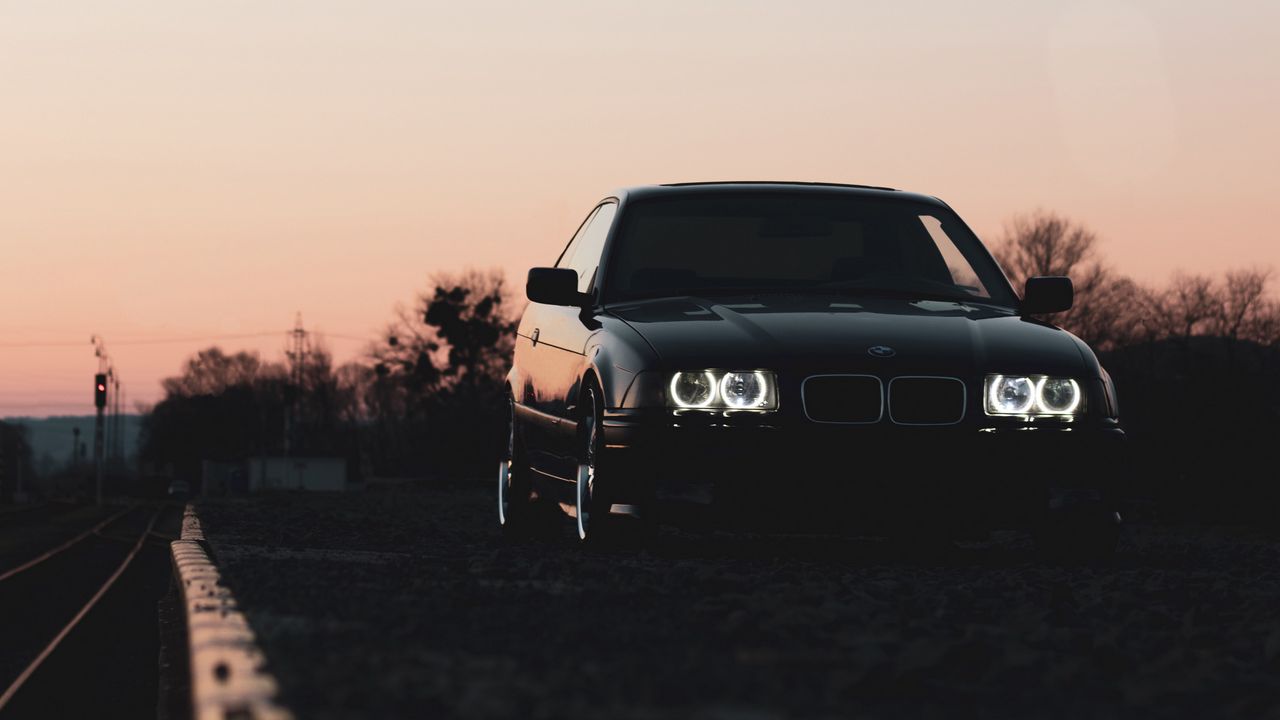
[2,1,1278,416]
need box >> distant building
[200,460,246,496]
[248,457,346,492]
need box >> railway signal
[93,372,106,505]
[91,337,109,506]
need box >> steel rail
[0,507,162,711]
[0,505,136,583]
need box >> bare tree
[1250,299,1280,347]
[1213,268,1271,343]
[993,211,1152,350]
[1162,273,1220,345]
[161,348,282,397]
[995,211,1099,283]
[1073,272,1161,350]
[333,362,376,424]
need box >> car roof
[609,181,948,208]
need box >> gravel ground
[197,484,1280,720]
[0,503,182,718]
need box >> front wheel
[500,397,552,539]
[576,387,651,549]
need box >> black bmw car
[501,182,1124,555]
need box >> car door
[527,201,617,477]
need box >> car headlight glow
[987,375,1035,415]
[1036,377,1081,414]
[669,371,717,408]
[985,374,1084,417]
[720,371,769,409]
[669,370,778,411]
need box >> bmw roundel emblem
[867,345,896,358]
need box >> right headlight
[984,374,1084,417]
[669,370,778,411]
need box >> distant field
[198,484,1280,720]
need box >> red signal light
[94,373,108,408]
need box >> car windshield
[602,192,1018,307]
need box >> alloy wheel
[576,392,599,541]
[498,397,516,527]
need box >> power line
[0,332,280,348]
[0,402,97,409]
[0,330,374,349]
[0,340,90,348]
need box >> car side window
[555,206,600,272]
[560,202,617,294]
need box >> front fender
[583,316,659,410]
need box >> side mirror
[1022,276,1074,315]
[527,267,588,307]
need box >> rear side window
[558,202,617,293]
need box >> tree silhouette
[1160,272,1219,345]
[993,210,1154,349]
[127,256,1278,522]
[365,268,519,476]
[0,421,33,502]
[161,348,269,397]
[1213,269,1276,344]
[140,343,362,484]
[995,211,1098,280]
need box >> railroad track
[0,500,84,522]
[0,503,176,714]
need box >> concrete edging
[172,503,292,720]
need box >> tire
[575,386,651,550]
[500,396,552,539]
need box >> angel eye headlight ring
[669,371,717,408]
[984,374,1084,417]
[719,371,769,409]
[1035,377,1081,414]
[667,370,778,411]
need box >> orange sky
[2,1,1278,416]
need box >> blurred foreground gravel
[197,483,1280,720]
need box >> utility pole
[111,372,122,462]
[284,313,309,457]
[104,368,115,466]
[91,336,110,505]
[93,372,106,505]
[117,383,126,462]
[13,444,21,503]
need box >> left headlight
[984,374,1084,417]
[669,370,778,411]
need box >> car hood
[607,294,1089,377]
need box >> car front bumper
[601,409,1127,532]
